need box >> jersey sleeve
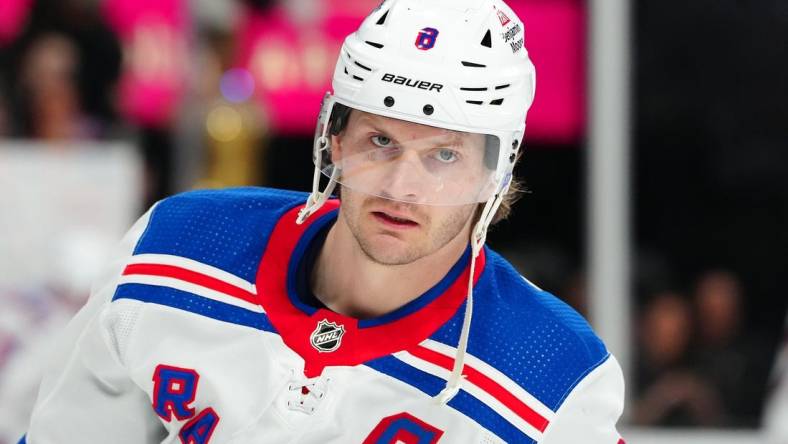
[23,207,166,444]
[540,355,626,444]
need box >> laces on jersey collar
[287,372,330,414]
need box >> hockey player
[21,0,625,443]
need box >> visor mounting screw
[423,104,434,115]
[512,140,519,150]
[509,153,516,163]
[384,96,395,107]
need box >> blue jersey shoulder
[133,187,308,282]
[432,247,610,412]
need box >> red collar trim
[256,200,486,378]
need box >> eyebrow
[359,116,472,149]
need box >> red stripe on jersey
[123,263,258,305]
[409,345,550,433]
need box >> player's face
[329,110,493,206]
[333,112,480,265]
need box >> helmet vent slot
[354,61,373,72]
[466,100,484,105]
[495,84,511,90]
[490,99,504,105]
[481,30,492,48]
[460,87,488,91]
[365,41,384,49]
[461,61,486,68]
[376,10,390,25]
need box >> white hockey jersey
[22,188,625,444]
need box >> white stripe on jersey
[127,253,258,295]
[116,274,265,314]
[393,350,546,442]
[421,339,555,421]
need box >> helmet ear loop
[472,175,511,256]
[434,178,511,405]
[297,133,340,225]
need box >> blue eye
[434,149,459,163]
[371,135,393,147]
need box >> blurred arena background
[0,0,786,443]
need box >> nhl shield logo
[310,319,346,353]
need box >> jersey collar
[256,200,486,377]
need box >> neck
[311,212,470,320]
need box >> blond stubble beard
[340,192,475,266]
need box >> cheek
[339,188,367,221]
[339,189,356,214]
[430,205,476,232]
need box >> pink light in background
[103,0,187,40]
[103,0,190,128]
[0,0,32,46]
[511,0,586,144]
[237,0,585,143]
[235,5,372,136]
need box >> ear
[331,133,342,164]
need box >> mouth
[371,211,419,229]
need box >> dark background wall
[635,0,788,337]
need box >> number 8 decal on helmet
[415,27,439,50]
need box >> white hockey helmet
[300,0,536,220]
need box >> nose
[378,151,429,203]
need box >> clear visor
[315,105,501,206]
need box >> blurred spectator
[694,271,742,347]
[2,0,122,140]
[17,32,96,140]
[634,292,723,427]
[639,293,693,373]
[691,270,771,426]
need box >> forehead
[346,110,481,146]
